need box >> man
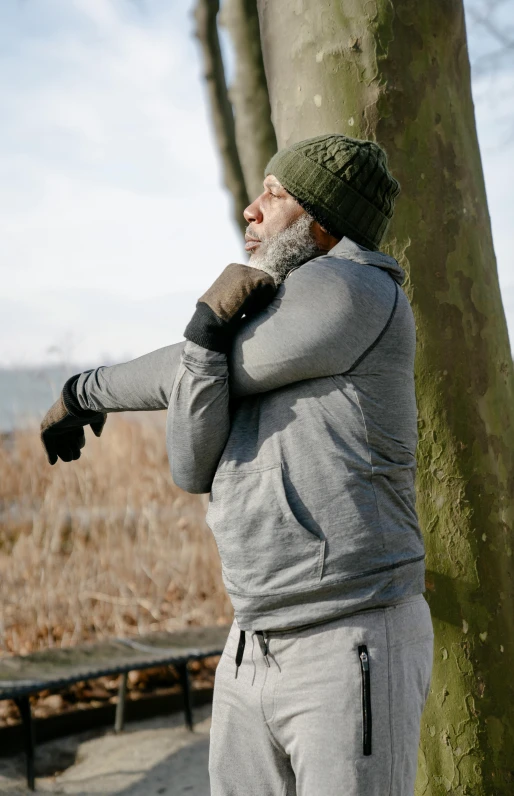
[41,134,434,795]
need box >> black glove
[184,262,277,353]
[40,374,107,465]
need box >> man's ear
[311,220,340,252]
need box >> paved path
[0,704,212,795]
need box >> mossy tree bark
[257,1,514,793]
[219,0,277,202]
[193,0,249,236]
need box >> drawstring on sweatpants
[255,631,271,667]
[234,629,270,678]
[234,630,246,679]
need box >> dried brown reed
[0,413,232,655]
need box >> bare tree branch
[468,5,514,51]
[219,0,277,202]
[472,47,512,76]
[466,0,514,142]
[193,0,249,237]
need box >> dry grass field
[0,412,232,657]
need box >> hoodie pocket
[206,463,326,594]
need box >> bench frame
[0,631,229,791]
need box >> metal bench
[0,624,230,790]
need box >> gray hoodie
[75,238,426,631]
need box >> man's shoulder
[282,253,397,311]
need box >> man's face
[244,176,306,253]
[243,175,322,283]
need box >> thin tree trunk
[193,0,249,236]
[219,0,277,202]
[257,1,514,792]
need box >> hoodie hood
[328,236,405,285]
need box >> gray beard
[248,213,322,284]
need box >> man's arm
[41,262,277,469]
[38,342,187,465]
[166,342,230,494]
[73,342,185,413]
[167,258,398,493]
[228,257,396,395]
[48,256,395,484]
[73,257,395,410]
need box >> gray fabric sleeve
[166,342,230,494]
[73,342,186,413]
[227,258,396,396]
[73,258,395,412]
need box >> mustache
[245,227,262,241]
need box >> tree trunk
[219,0,277,202]
[193,0,249,236]
[257,1,514,792]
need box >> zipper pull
[256,630,271,667]
[358,645,372,756]
[263,632,270,667]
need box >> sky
[0,0,513,368]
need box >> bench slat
[0,625,231,699]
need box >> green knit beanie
[264,134,400,251]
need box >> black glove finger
[41,434,58,466]
[69,431,85,459]
[57,445,75,463]
[90,414,107,438]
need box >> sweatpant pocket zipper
[358,644,372,755]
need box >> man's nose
[244,197,263,225]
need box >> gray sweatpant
[209,594,434,795]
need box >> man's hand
[184,263,277,353]
[40,375,107,465]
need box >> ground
[0,704,212,795]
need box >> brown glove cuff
[184,263,277,353]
